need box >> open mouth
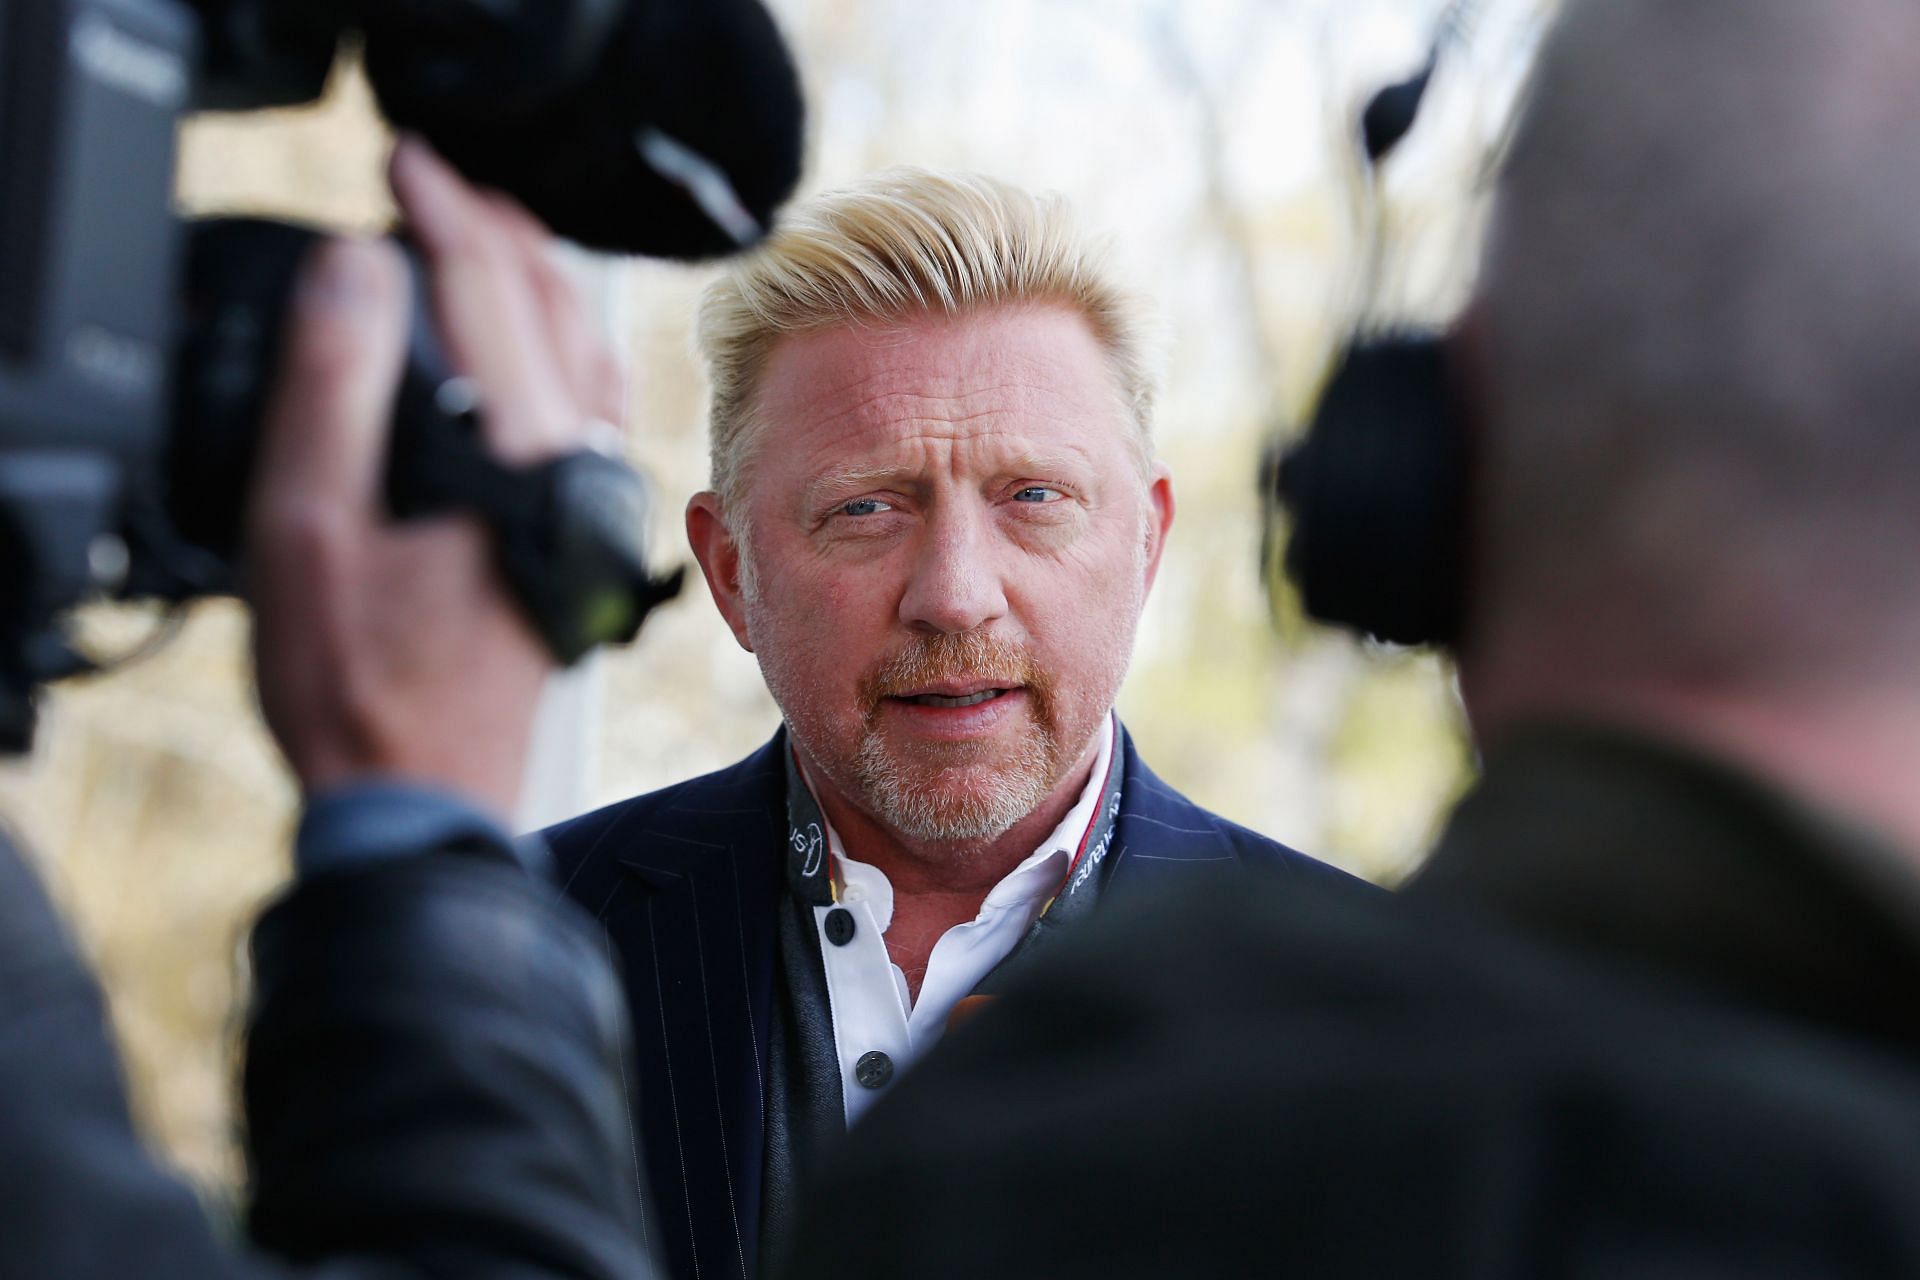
[900,688,1010,709]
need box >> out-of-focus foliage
[0,0,1553,1196]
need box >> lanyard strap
[1037,724,1125,926]
[784,748,836,906]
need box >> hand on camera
[246,136,625,817]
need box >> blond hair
[695,168,1159,534]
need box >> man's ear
[686,491,755,653]
[1141,464,1176,597]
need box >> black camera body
[1,0,190,724]
[0,0,804,749]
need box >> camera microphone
[365,0,805,258]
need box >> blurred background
[0,0,1555,1204]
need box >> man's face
[691,304,1173,844]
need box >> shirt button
[854,1050,894,1090]
[824,907,856,946]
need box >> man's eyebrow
[1000,450,1094,477]
[803,464,914,505]
[802,451,1098,503]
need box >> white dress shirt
[803,713,1117,1126]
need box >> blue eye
[842,498,892,516]
[1013,486,1062,503]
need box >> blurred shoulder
[792,873,1920,1278]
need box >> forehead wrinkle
[753,310,1143,513]
[793,379,1106,443]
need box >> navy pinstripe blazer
[543,725,1350,1280]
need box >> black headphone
[1269,12,1480,650]
[1275,332,1467,648]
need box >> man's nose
[898,509,1009,635]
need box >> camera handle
[387,364,684,665]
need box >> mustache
[858,631,1052,708]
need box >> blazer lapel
[1106,726,1242,897]
[598,736,787,1280]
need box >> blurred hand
[246,136,625,817]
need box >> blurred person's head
[1460,0,1920,839]
[685,169,1173,858]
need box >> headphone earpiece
[1275,333,1468,648]
[1268,0,1485,650]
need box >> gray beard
[850,721,1061,843]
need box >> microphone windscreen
[1279,335,1466,647]
[1361,63,1433,165]
[366,0,805,259]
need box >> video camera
[0,0,804,750]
